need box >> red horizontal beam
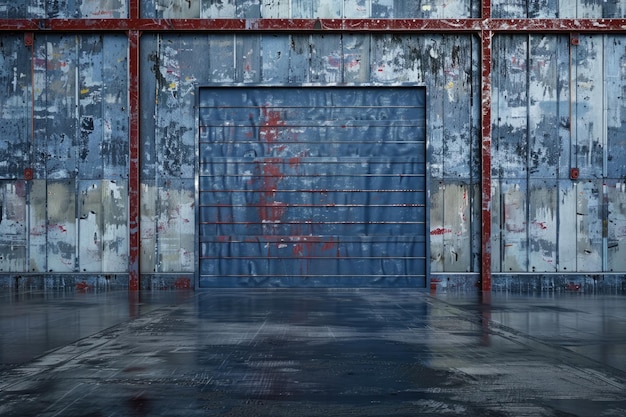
[2,18,626,33]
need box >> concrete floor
[0,289,624,417]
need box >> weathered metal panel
[288,35,311,83]
[198,86,427,287]
[430,180,445,273]
[156,0,200,19]
[577,180,604,271]
[200,0,238,18]
[140,0,480,19]
[577,1,609,18]
[492,0,626,18]
[79,0,126,18]
[491,33,626,275]
[236,36,262,82]
[606,36,626,178]
[470,182,481,271]
[140,34,158,180]
[155,35,196,178]
[529,0,559,18]
[492,35,528,179]
[40,35,78,179]
[491,179,502,272]
[78,180,103,272]
[574,35,605,179]
[5,1,626,21]
[102,180,128,272]
[528,34,560,179]
[556,35,572,181]
[0,181,27,272]
[558,182,578,271]
[343,0,369,18]
[528,179,558,272]
[371,34,428,83]
[429,35,446,180]
[208,34,236,82]
[78,36,104,180]
[442,35,474,179]
[29,179,47,272]
[371,0,476,18]
[261,35,291,83]
[0,0,127,18]
[260,0,290,18]
[156,179,194,273]
[0,34,30,180]
[310,34,343,83]
[499,179,528,272]
[342,34,371,83]
[607,180,626,271]
[138,34,198,275]
[140,181,157,272]
[291,0,341,18]
[429,182,472,272]
[0,33,129,279]
[428,34,478,274]
[46,179,76,272]
[101,34,129,179]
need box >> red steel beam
[481,0,492,293]
[480,28,492,292]
[128,29,140,291]
[3,18,626,33]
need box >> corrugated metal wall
[492,33,626,282]
[138,30,480,288]
[0,33,129,286]
[1,0,625,291]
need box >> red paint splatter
[48,224,67,233]
[273,144,288,154]
[261,160,283,195]
[289,156,302,168]
[532,221,548,230]
[174,277,191,289]
[31,225,46,236]
[260,108,286,148]
[430,227,452,236]
[321,241,336,251]
[293,243,304,256]
[15,180,26,197]
[258,200,288,223]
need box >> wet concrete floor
[0,289,624,416]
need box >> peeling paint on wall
[492,34,626,275]
[3,1,626,287]
[0,32,128,277]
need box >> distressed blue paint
[198,86,427,287]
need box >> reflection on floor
[0,289,625,416]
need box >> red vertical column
[480,3,493,292]
[128,1,141,290]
